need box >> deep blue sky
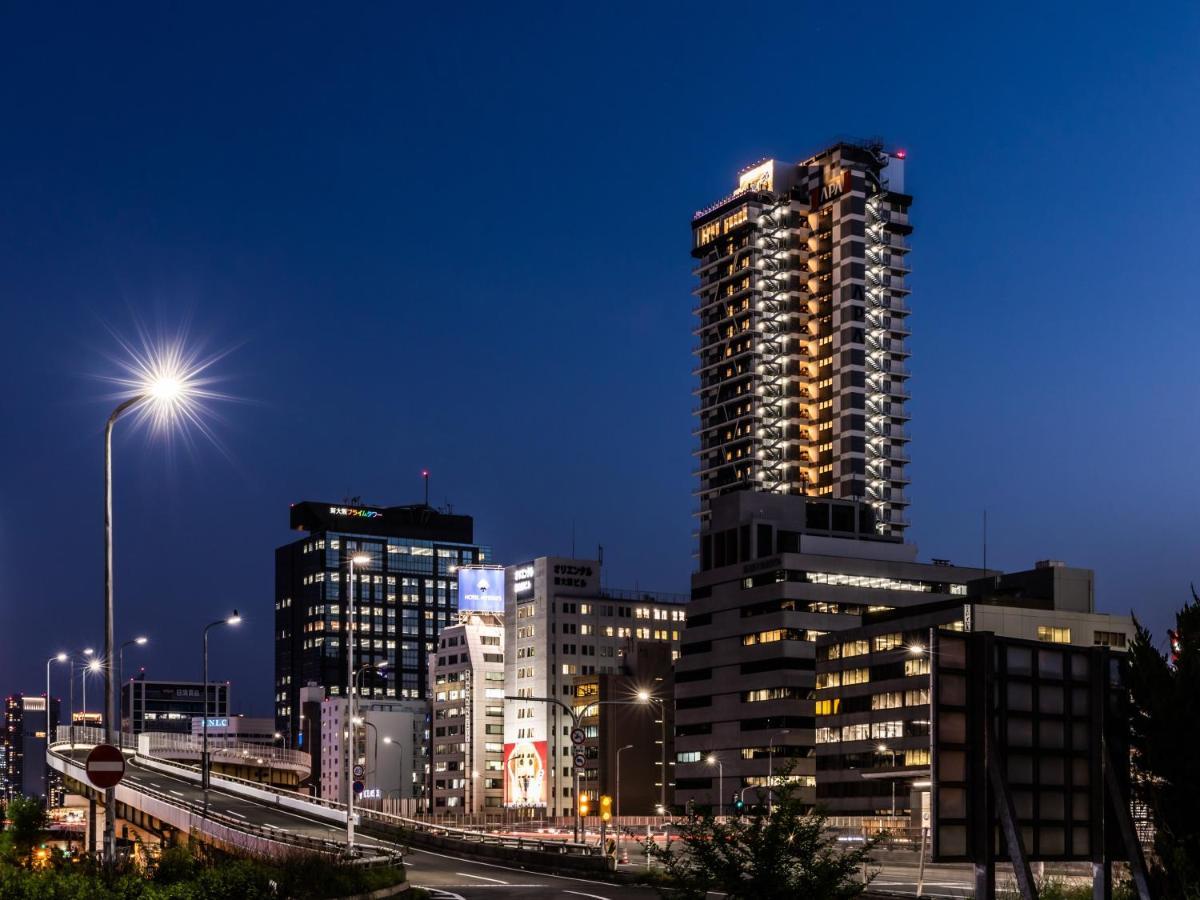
[2,4,1197,715]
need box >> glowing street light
[45,653,68,750]
[99,336,227,862]
[202,611,241,791]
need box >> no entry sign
[85,744,126,789]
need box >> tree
[641,778,875,900]
[3,796,48,865]
[1127,586,1200,898]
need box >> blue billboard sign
[458,566,505,613]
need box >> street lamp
[616,743,634,860]
[117,637,148,734]
[345,552,370,854]
[67,649,94,746]
[81,657,102,721]
[636,689,669,814]
[103,346,206,862]
[767,728,790,814]
[706,754,723,818]
[382,736,405,813]
[202,611,240,791]
[45,653,67,749]
[876,743,899,820]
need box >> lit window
[1037,626,1071,644]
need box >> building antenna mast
[422,469,430,507]
[983,509,988,571]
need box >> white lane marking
[564,891,611,900]
[168,790,185,797]
[455,872,508,884]
[225,810,247,819]
[405,847,617,888]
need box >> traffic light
[578,795,590,817]
[733,792,744,814]
[600,794,612,822]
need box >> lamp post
[767,728,790,814]
[45,653,67,750]
[81,657,101,723]
[67,649,94,747]
[202,611,240,791]
[706,754,723,818]
[345,552,370,854]
[616,743,633,859]
[382,736,404,815]
[877,743,899,820]
[636,690,669,814]
[117,637,148,735]
[103,347,211,862]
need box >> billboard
[931,630,1136,867]
[503,740,547,808]
[457,566,504,613]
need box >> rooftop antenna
[421,469,430,506]
[571,520,576,558]
[983,509,988,572]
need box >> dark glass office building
[275,501,488,744]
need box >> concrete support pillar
[88,796,97,855]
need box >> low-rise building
[812,561,1135,828]
[317,693,426,813]
[571,642,675,816]
[121,679,229,735]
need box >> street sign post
[353,780,365,795]
[570,727,585,746]
[85,744,126,790]
[573,752,586,769]
[353,764,365,779]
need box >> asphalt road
[404,847,661,900]
[60,748,658,897]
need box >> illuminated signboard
[513,564,535,600]
[504,740,547,808]
[360,788,382,800]
[329,506,383,519]
[457,566,504,614]
[737,160,775,194]
[205,718,229,728]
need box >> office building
[121,679,229,735]
[503,557,687,818]
[2,695,62,806]
[812,560,1135,827]
[692,141,911,535]
[674,492,987,812]
[429,610,506,816]
[571,642,675,816]
[275,501,490,743]
[315,693,425,810]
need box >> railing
[142,732,311,773]
[357,806,603,856]
[45,736,370,859]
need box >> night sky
[2,4,1197,715]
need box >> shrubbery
[0,842,406,899]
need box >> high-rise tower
[691,141,912,535]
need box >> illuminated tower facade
[691,141,912,535]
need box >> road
[404,847,660,899]
[59,748,657,897]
